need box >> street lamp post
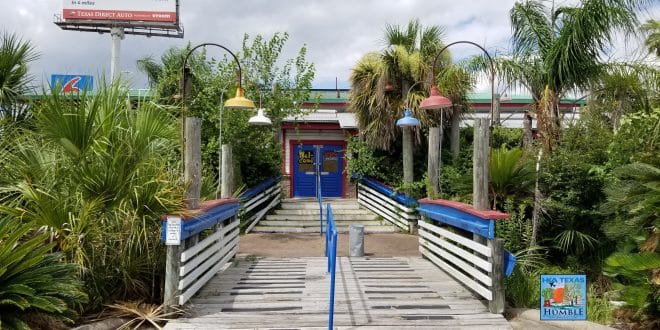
[419,40,496,211]
[396,82,424,184]
[179,43,257,204]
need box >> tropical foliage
[642,19,660,57]
[0,31,38,123]
[0,217,87,329]
[0,84,183,313]
[137,32,315,190]
[468,0,651,151]
[349,19,473,151]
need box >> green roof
[20,88,586,105]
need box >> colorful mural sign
[540,274,587,320]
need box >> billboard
[62,0,177,23]
[51,75,94,93]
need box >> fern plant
[0,217,87,329]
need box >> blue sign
[50,75,94,93]
[540,274,587,320]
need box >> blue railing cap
[239,176,281,201]
[360,177,418,207]
[161,198,240,242]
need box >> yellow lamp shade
[224,87,256,109]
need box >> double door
[292,144,343,198]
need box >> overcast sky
[2,1,658,91]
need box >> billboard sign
[51,75,94,93]
[62,0,177,23]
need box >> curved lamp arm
[422,40,496,126]
[180,43,254,109]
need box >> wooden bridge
[164,256,510,329]
[160,176,515,329]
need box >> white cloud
[1,0,657,90]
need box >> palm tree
[641,19,660,57]
[349,19,473,186]
[486,0,650,151]
[349,19,446,151]
[0,32,38,122]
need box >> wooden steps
[251,199,399,233]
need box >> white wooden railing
[239,177,281,233]
[356,177,419,233]
[417,198,514,314]
[163,199,241,307]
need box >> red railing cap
[163,198,240,221]
[418,198,509,220]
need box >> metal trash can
[349,224,364,257]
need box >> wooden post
[427,126,441,197]
[493,93,501,127]
[221,144,233,199]
[402,128,414,184]
[184,117,201,209]
[164,242,182,312]
[489,238,505,313]
[523,112,533,147]
[473,118,489,210]
[450,108,461,163]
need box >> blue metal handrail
[325,203,337,330]
[317,154,323,235]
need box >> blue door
[293,144,343,198]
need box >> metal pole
[110,27,124,81]
[216,88,227,199]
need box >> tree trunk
[450,107,461,163]
[530,148,543,248]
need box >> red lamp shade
[420,85,452,110]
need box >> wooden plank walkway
[164,257,511,329]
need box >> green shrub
[0,217,87,328]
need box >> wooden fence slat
[357,193,408,229]
[178,233,239,290]
[358,183,417,215]
[181,219,239,263]
[419,230,492,286]
[357,194,408,231]
[179,226,238,276]
[418,227,491,272]
[418,221,491,257]
[242,185,280,214]
[178,245,237,305]
[420,245,492,300]
[245,194,281,234]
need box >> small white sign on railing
[165,216,182,246]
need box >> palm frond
[510,0,553,57]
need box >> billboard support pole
[110,27,125,81]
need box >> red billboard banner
[62,0,177,23]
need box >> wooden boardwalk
[164,256,511,329]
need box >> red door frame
[289,139,347,198]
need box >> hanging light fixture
[396,108,421,127]
[225,86,255,109]
[419,85,452,110]
[248,108,272,126]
